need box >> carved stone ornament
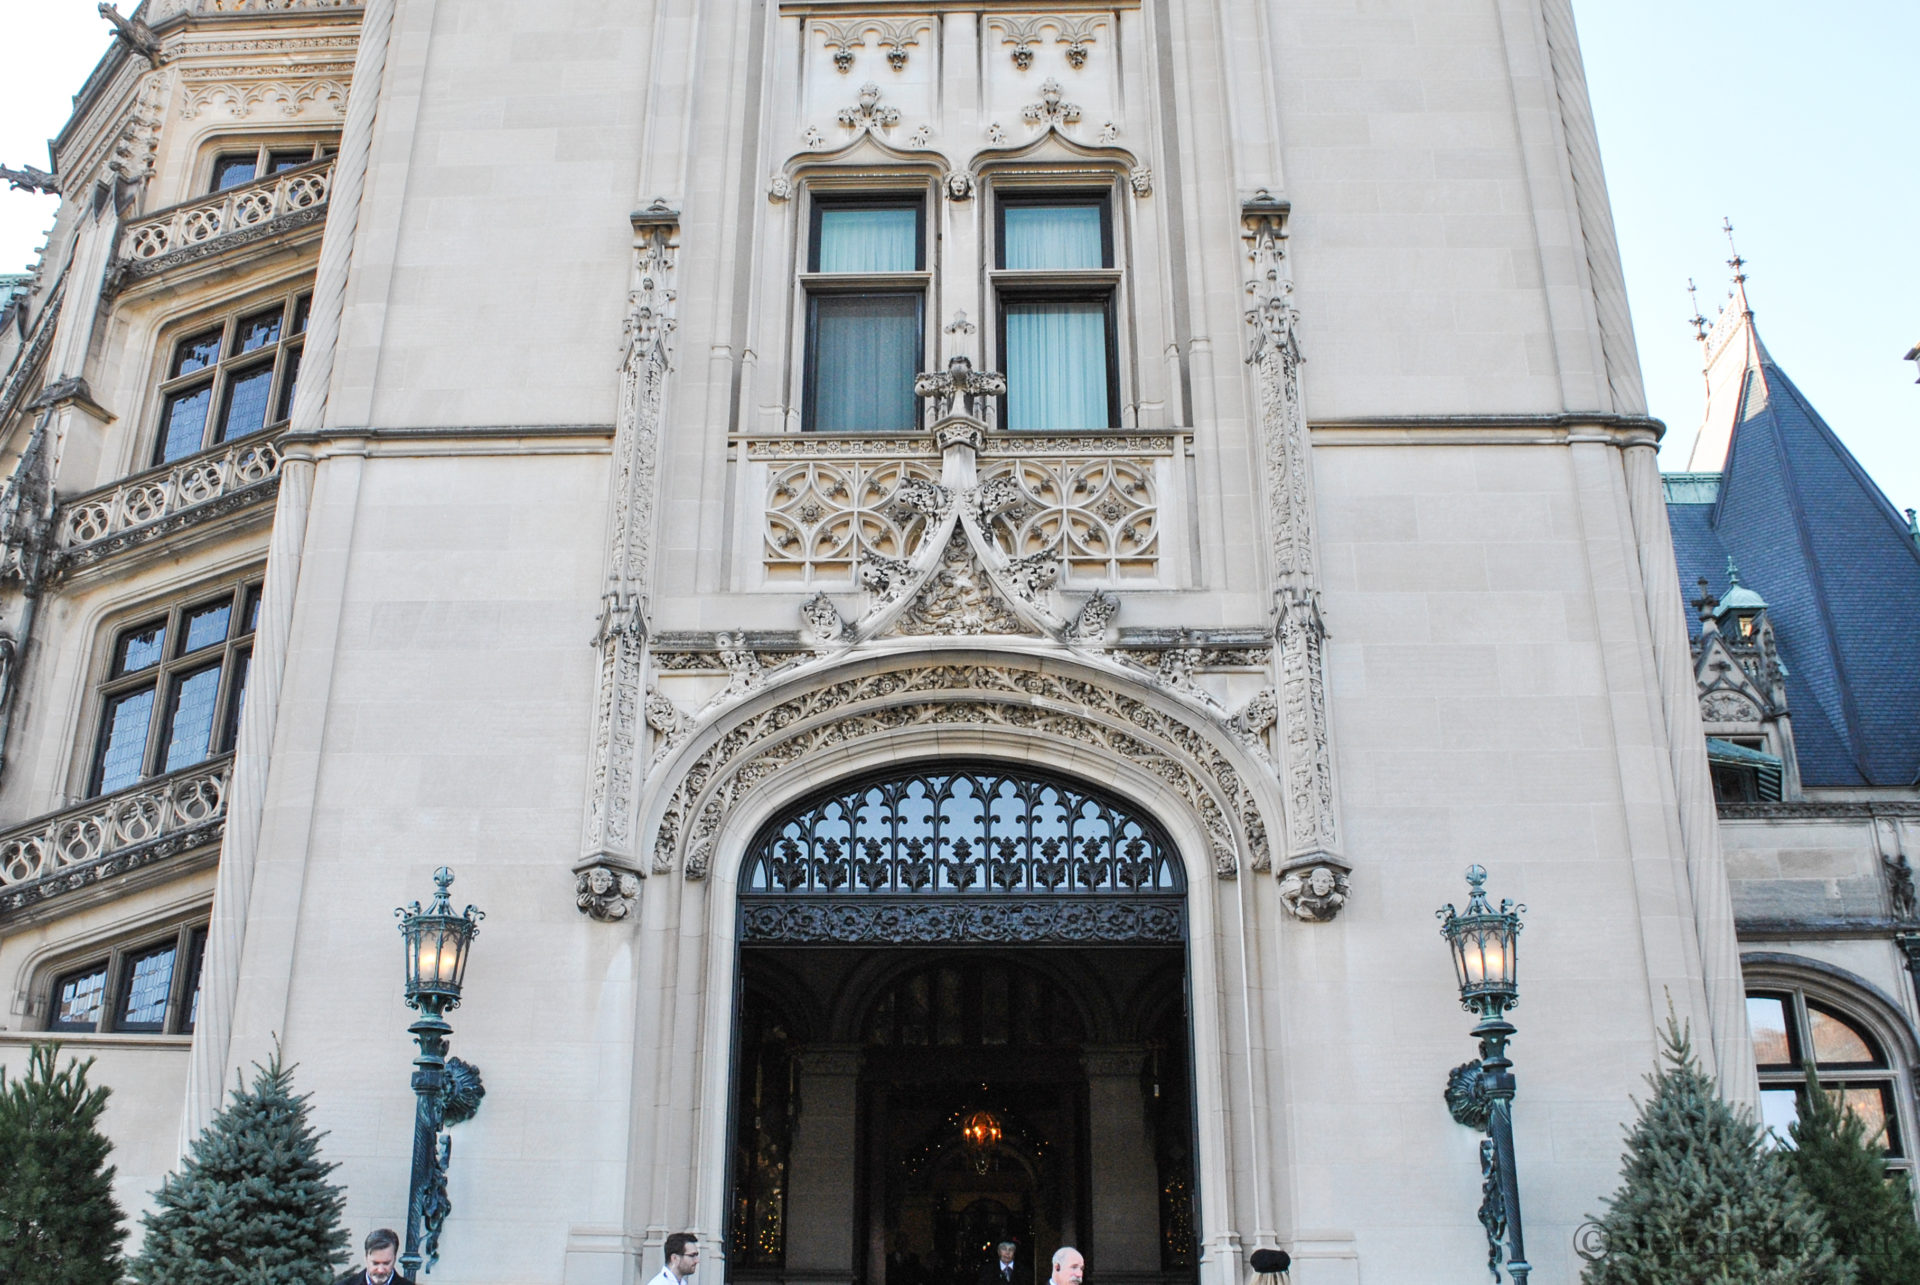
[800,591,847,644]
[1022,79,1082,130]
[997,15,1101,70]
[986,123,1009,145]
[914,356,1006,425]
[837,82,902,135]
[578,204,678,884]
[1242,191,1345,893]
[1885,847,1918,923]
[945,172,974,201]
[1277,864,1349,923]
[651,661,1271,881]
[767,173,792,202]
[575,864,641,921]
[0,164,59,195]
[1130,166,1152,196]
[817,18,926,73]
[1071,591,1119,642]
[888,530,1029,637]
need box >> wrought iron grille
[739,766,1185,945]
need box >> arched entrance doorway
[726,765,1199,1285]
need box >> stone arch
[643,647,1278,884]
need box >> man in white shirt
[1050,1247,1084,1285]
[646,1231,701,1285]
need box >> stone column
[179,0,397,1145]
[783,1044,864,1284]
[1081,1045,1161,1282]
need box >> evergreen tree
[1785,1066,1920,1285]
[1582,1017,1853,1285]
[130,1048,349,1284]
[0,1042,127,1283]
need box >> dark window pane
[291,295,311,334]
[158,384,213,463]
[274,344,302,424]
[222,649,252,752]
[981,965,1010,1046]
[1003,204,1105,269]
[114,622,167,676]
[118,942,178,1032]
[95,687,156,793]
[243,586,261,634]
[211,154,258,191]
[184,929,207,1032]
[935,966,964,1046]
[807,294,920,431]
[161,664,223,772]
[1747,994,1794,1067]
[51,965,108,1031]
[217,364,275,442]
[182,601,233,653]
[267,150,311,174]
[171,329,223,377]
[1808,1003,1882,1066]
[816,207,918,272]
[1005,300,1111,429]
[235,307,283,353]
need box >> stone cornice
[1309,413,1666,448]
[1720,801,1920,821]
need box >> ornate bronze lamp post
[395,867,484,1276]
[1438,865,1530,1283]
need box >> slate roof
[1665,332,1920,787]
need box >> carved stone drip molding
[0,756,230,920]
[992,15,1105,71]
[815,18,930,74]
[646,658,1274,885]
[576,202,678,919]
[1242,191,1347,917]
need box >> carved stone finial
[914,355,1006,426]
[1278,864,1349,922]
[576,865,641,921]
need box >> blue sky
[2,3,1914,509]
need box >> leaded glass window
[89,580,259,796]
[152,292,310,466]
[43,924,206,1036]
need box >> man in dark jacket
[977,1240,1022,1285]
[336,1228,412,1285]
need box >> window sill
[0,1030,192,1050]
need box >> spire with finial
[1686,220,1770,472]
[1687,278,1708,344]
[1907,508,1918,548]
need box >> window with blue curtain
[997,198,1116,430]
[805,201,925,431]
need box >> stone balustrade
[120,158,334,264]
[54,431,284,574]
[0,756,231,914]
[740,430,1186,587]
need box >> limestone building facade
[0,1,1913,1283]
